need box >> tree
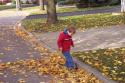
[121,0,125,13]
[46,0,58,24]
[16,0,22,11]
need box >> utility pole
[121,0,125,13]
[39,0,45,10]
[16,0,22,11]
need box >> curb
[14,23,51,53]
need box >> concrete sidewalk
[33,25,125,52]
[0,10,54,83]
[0,10,29,25]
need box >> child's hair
[67,25,76,34]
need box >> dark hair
[67,25,76,34]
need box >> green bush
[26,0,30,4]
[12,0,16,4]
[0,2,2,5]
[58,0,76,5]
[76,0,120,8]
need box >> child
[57,25,76,69]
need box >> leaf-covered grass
[22,13,125,32]
[72,48,125,83]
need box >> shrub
[58,0,76,5]
[12,0,16,4]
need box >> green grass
[0,5,16,10]
[22,13,125,32]
[57,5,118,13]
[30,5,120,15]
[72,48,125,83]
[0,5,40,11]
[22,6,40,11]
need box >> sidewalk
[0,10,54,83]
[32,25,125,52]
[0,10,29,25]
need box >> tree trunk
[16,0,22,11]
[46,0,58,24]
[121,0,125,13]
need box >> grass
[30,5,120,15]
[72,47,125,83]
[22,13,125,32]
[0,5,39,11]
[0,4,119,15]
[0,5,16,10]
[57,5,119,13]
[21,6,40,11]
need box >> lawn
[0,5,39,11]
[22,13,125,32]
[30,5,120,15]
[72,47,125,83]
[0,5,16,10]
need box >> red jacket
[57,31,74,52]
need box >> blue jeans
[63,51,75,68]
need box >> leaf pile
[15,27,49,53]
[0,53,102,83]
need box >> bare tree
[46,0,58,24]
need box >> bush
[76,3,89,8]
[0,2,2,5]
[76,0,120,8]
[76,0,102,8]
[58,0,76,5]
[109,0,121,6]
[12,0,16,4]
[32,1,37,4]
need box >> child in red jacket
[57,26,76,69]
